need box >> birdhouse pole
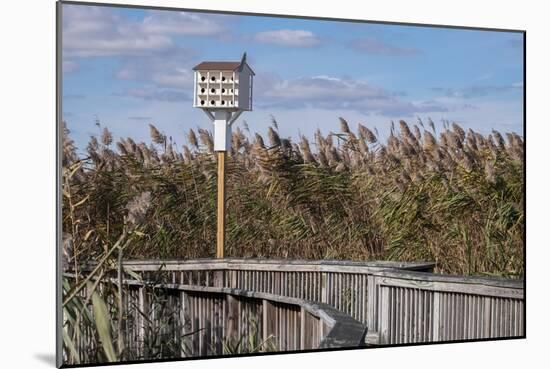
[192,53,254,258]
[216,149,226,258]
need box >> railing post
[379,286,389,345]
[213,270,224,287]
[300,306,306,350]
[366,274,380,344]
[180,290,189,356]
[229,270,237,288]
[321,272,327,303]
[483,296,491,338]
[433,292,440,341]
[262,300,269,344]
[138,286,148,358]
[226,294,239,345]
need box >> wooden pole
[216,151,226,258]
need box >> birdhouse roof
[193,58,255,75]
[193,61,240,70]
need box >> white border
[0,1,546,368]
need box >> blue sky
[62,3,524,153]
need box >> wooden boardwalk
[67,258,524,363]
[114,259,524,344]
[64,272,366,363]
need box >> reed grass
[62,118,524,277]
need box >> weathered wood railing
[366,270,524,344]
[90,258,524,345]
[64,274,367,363]
[96,258,435,325]
[179,285,367,354]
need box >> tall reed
[62,119,524,277]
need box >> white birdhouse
[193,53,254,151]
[193,53,254,111]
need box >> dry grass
[62,118,524,277]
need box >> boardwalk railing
[63,274,367,364]
[89,258,524,345]
[93,258,435,325]
[366,270,524,344]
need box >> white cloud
[255,74,447,116]
[62,5,205,98]
[63,5,172,57]
[62,5,227,58]
[114,86,190,102]
[254,29,321,47]
[114,47,197,93]
[431,83,523,98]
[351,38,420,56]
[141,11,227,36]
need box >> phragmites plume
[484,161,496,183]
[299,136,316,164]
[466,129,478,151]
[423,131,437,151]
[452,122,466,142]
[134,144,144,163]
[413,125,422,141]
[182,145,193,164]
[187,129,198,148]
[254,133,265,149]
[87,136,99,153]
[462,150,475,172]
[198,128,214,153]
[399,120,414,142]
[357,124,368,140]
[492,130,506,150]
[268,126,281,147]
[62,121,79,167]
[448,131,463,151]
[280,138,292,153]
[116,141,128,156]
[428,118,436,134]
[339,117,351,134]
[358,123,377,144]
[358,138,369,155]
[232,128,246,153]
[125,137,137,155]
[164,143,175,162]
[315,129,326,151]
[270,115,279,131]
[316,149,329,167]
[149,124,166,145]
[101,127,113,146]
[125,191,152,227]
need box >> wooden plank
[262,300,268,344]
[97,258,437,275]
[225,294,238,345]
[321,272,327,304]
[366,275,377,333]
[433,292,440,341]
[300,306,306,350]
[138,286,147,356]
[379,286,389,344]
[376,275,523,299]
